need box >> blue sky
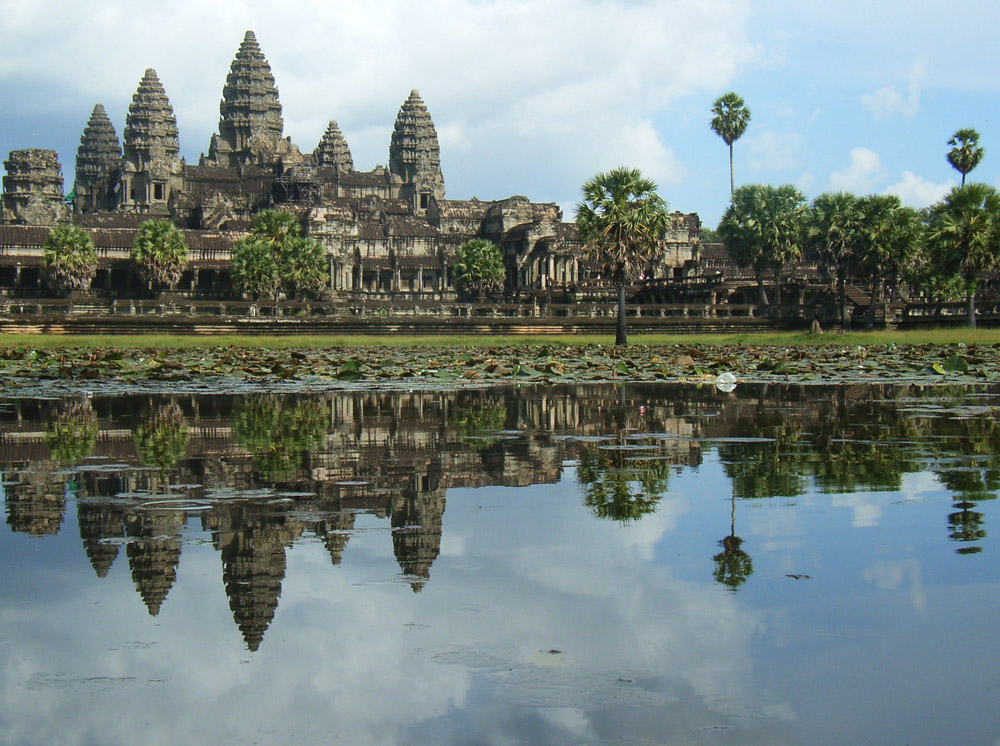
[1,0,998,228]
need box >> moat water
[1,383,999,745]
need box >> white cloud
[748,130,801,172]
[884,171,954,208]
[862,559,926,614]
[861,63,924,119]
[831,492,883,528]
[828,147,887,193]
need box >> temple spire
[75,103,121,212]
[314,120,353,172]
[121,68,182,211]
[389,89,445,213]
[208,30,285,166]
[123,69,179,169]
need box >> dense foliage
[230,210,327,301]
[453,239,505,298]
[133,402,190,469]
[42,225,98,292]
[131,220,189,291]
[719,184,806,307]
[926,183,1000,328]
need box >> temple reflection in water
[2,383,999,650]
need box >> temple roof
[433,199,488,220]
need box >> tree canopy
[947,128,985,187]
[576,166,670,345]
[453,238,505,298]
[926,183,1000,328]
[805,191,861,327]
[719,183,806,307]
[230,235,280,301]
[230,210,328,301]
[42,225,98,293]
[131,220,188,291]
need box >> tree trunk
[967,287,977,329]
[615,282,628,347]
[865,278,879,329]
[729,144,735,196]
[773,269,783,318]
[756,274,769,307]
[839,276,850,331]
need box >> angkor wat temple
[0,31,701,300]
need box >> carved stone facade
[1,149,69,226]
[0,29,702,299]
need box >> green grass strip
[1,328,999,349]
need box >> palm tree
[252,209,302,247]
[245,209,327,300]
[854,195,923,329]
[805,192,861,330]
[719,184,806,311]
[41,225,98,293]
[131,220,188,291]
[230,235,279,302]
[947,128,985,187]
[926,183,1000,328]
[711,92,751,195]
[576,167,671,346]
[713,493,753,591]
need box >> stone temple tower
[206,31,293,168]
[121,69,183,213]
[389,90,445,215]
[314,121,353,172]
[74,103,122,213]
[1,149,69,225]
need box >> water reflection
[2,383,1000,744]
[4,385,1000,627]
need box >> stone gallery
[0,31,701,300]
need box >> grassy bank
[1,328,999,349]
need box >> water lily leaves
[943,355,969,373]
[3,341,1000,389]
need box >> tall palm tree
[711,92,752,195]
[805,192,861,330]
[926,183,1000,328]
[576,167,671,346]
[131,220,188,291]
[947,128,985,187]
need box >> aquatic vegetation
[0,341,999,393]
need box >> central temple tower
[389,90,445,215]
[205,31,297,168]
